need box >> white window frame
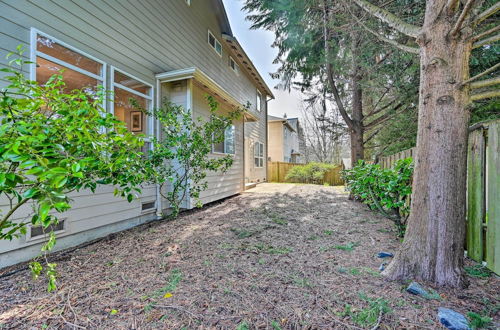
[254,141,264,168]
[256,89,263,112]
[110,66,154,140]
[212,124,236,155]
[229,56,239,74]
[208,30,222,57]
[29,28,107,108]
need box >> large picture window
[111,68,153,135]
[254,142,264,168]
[213,125,235,155]
[32,30,105,95]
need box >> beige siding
[0,0,268,265]
[191,84,244,205]
[268,121,285,162]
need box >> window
[32,30,105,95]
[229,56,239,74]
[256,90,262,111]
[254,142,264,168]
[185,0,191,5]
[111,68,153,136]
[213,125,235,154]
[208,30,222,56]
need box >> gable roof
[215,0,274,99]
[268,115,295,132]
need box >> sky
[222,0,304,119]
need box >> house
[0,0,272,268]
[268,115,304,163]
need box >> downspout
[155,79,163,218]
[265,97,269,181]
[242,114,246,189]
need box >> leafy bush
[285,162,336,184]
[145,97,242,217]
[342,159,413,236]
[1,49,148,290]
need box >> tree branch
[364,100,400,120]
[352,0,421,38]
[471,90,500,101]
[473,32,500,48]
[461,62,500,86]
[350,13,420,54]
[450,0,476,36]
[470,76,500,89]
[473,2,500,26]
[472,25,500,41]
[323,0,354,130]
[364,103,405,130]
[0,198,30,230]
[363,125,384,144]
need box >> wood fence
[267,162,344,186]
[379,147,416,169]
[467,120,499,275]
[378,119,500,274]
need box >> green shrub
[342,159,413,236]
[285,162,336,184]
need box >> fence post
[486,122,500,274]
[467,128,486,262]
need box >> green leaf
[39,203,51,221]
[23,188,38,198]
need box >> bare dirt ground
[0,183,498,329]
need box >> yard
[0,184,498,329]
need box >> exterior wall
[191,83,244,204]
[268,121,285,162]
[244,94,268,183]
[283,125,294,163]
[0,0,269,267]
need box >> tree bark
[350,80,364,165]
[382,1,472,287]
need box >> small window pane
[215,42,222,55]
[36,34,102,76]
[114,87,148,133]
[114,71,151,95]
[213,141,224,153]
[225,125,235,154]
[209,33,215,47]
[36,57,99,93]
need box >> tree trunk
[350,73,364,165]
[383,4,472,287]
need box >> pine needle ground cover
[0,184,498,329]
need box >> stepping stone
[437,307,471,330]
[406,281,429,296]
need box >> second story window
[208,31,222,56]
[256,90,263,111]
[229,56,239,74]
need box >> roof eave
[221,34,274,99]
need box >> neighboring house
[268,115,305,163]
[0,0,272,268]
